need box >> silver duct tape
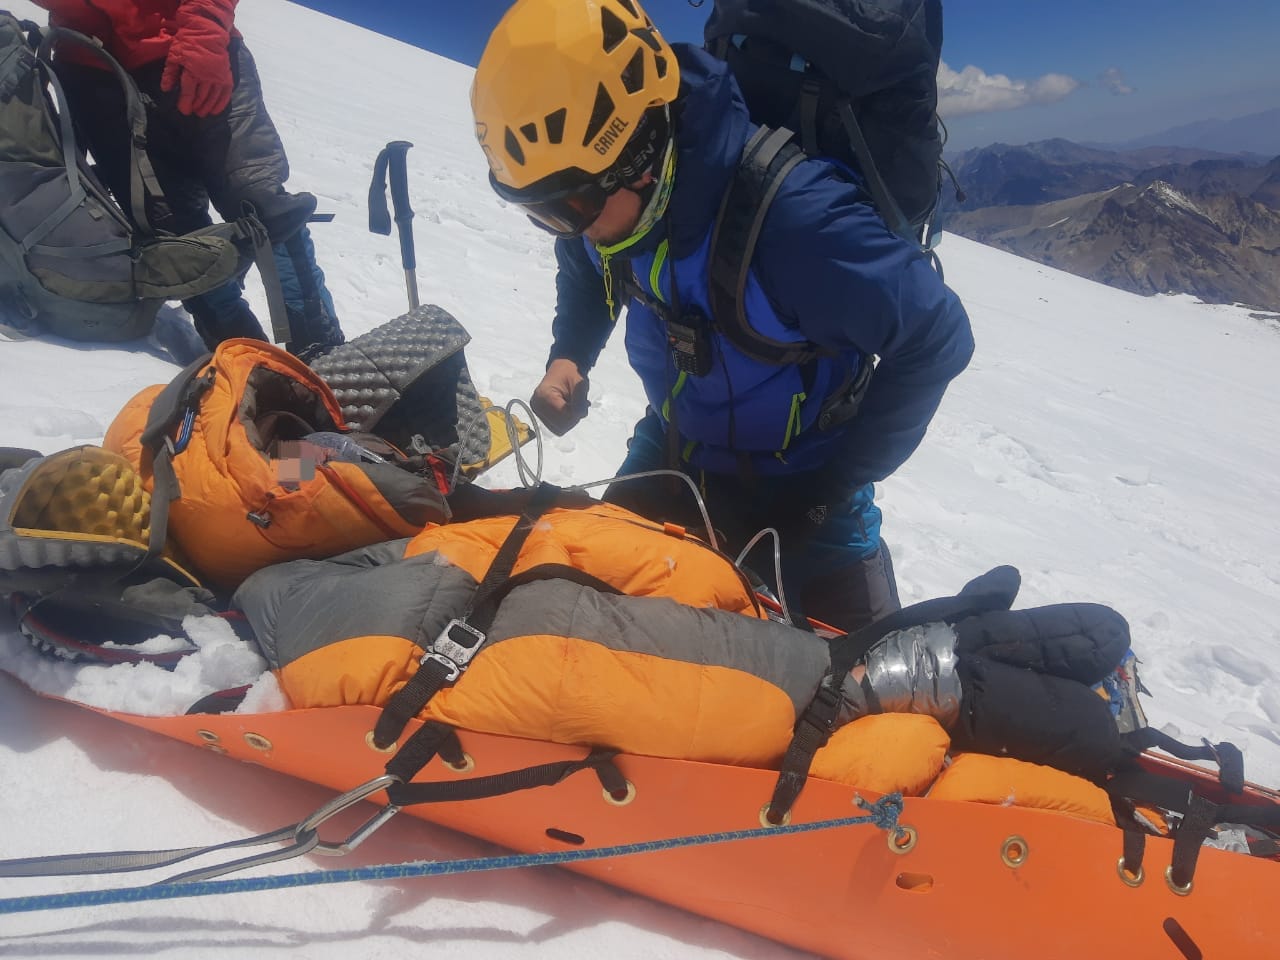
[839,622,962,728]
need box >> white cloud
[938,61,1082,117]
[1100,67,1136,96]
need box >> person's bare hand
[531,358,589,436]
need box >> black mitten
[953,654,1127,783]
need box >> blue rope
[0,795,902,915]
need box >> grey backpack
[0,13,267,342]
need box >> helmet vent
[632,25,662,53]
[616,0,639,17]
[545,108,567,145]
[520,122,539,143]
[654,54,668,80]
[581,82,616,147]
[620,47,645,94]
[504,127,526,165]
[600,6,628,53]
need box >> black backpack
[0,13,273,342]
[700,0,951,367]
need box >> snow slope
[1,1,1277,956]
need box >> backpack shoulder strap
[707,125,821,367]
[37,27,164,236]
[139,352,215,559]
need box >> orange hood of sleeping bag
[104,339,450,590]
[234,499,838,768]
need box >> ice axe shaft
[368,140,419,309]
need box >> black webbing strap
[234,211,291,345]
[1168,792,1220,890]
[764,565,1022,822]
[386,747,627,808]
[282,229,324,350]
[371,482,563,750]
[764,681,842,824]
[1106,766,1280,831]
[707,125,819,367]
[137,353,216,560]
[1120,828,1146,880]
[384,720,467,784]
[460,481,565,634]
[798,80,820,155]
[1124,727,1246,796]
[374,562,624,787]
[835,99,915,246]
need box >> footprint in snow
[1208,645,1272,686]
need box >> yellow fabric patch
[928,753,1115,826]
[810,714,950,796]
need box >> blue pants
[185,226,341,350]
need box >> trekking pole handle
[385,140,416,272]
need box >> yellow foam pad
[461,398,533,478]
[13,447,151,542]
[11,446,196,580]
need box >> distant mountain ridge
[941,140,1280,312]
[943,139,1279,209]
[1089,108,1280,157]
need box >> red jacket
[33,0,238,71]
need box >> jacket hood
[612,44,751,262]
[667,45,752,256]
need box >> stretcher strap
[387,747,627,808]
[371,482,562,749]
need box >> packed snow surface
[1,1,1277,957]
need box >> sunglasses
[490,167,622,238]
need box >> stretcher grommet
[1000,836,1028,868]
[888,825,918,855]
[206,744,227,755]
[605,781,637,806]
[243,733,272,752]
[444,753,476,773]
[1165,866,1193,897]
[760,804,791,827]
[1116,857,1145,887]
[364,731,396,754]
[196,729,219,744]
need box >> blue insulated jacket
[549,45,973,488]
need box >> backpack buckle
[817,355,875,431]
[423,618,487,682]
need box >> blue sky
[296,0,1280,149]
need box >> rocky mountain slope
[942,141,1280,312]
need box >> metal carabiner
[295,774,404,856]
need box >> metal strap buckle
[423,618,487,682]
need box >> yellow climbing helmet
[472,0,680,234]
